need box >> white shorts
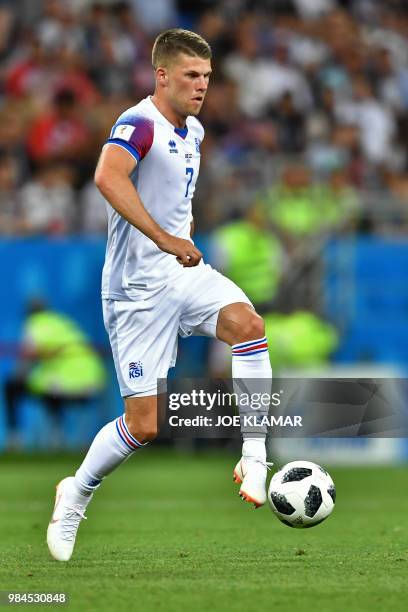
[102,262,252,397]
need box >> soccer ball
[268,461,335,528]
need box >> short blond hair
[152,29,212,70]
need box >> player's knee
[238,312,265,342]
[125,417,158,444]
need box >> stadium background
[1,0,407,461]
[0,2,408,611]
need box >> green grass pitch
[0,449,407,612]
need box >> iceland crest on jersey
[129,361,143,378]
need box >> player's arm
[95,145,202,267]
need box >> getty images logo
[129,361,143,378]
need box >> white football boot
[233,440,273,509]
[47,477,92,561]
[233,458,273,508]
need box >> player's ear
[156,67,168,87]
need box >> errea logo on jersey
[168,140,178,153]
[129,361,143,378]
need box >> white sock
[232,336,272,456]
[73,414,145,497]
[242,438,267,462]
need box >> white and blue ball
[268,461,335,528]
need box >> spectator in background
[4,298,106,449]
[293,0,337,21]
[208,203,284,378]
[224,17,312,118]
[5,36,58,107]
[263,310,338,371]
[80,179,108,234]
[196,9,232,60]
[0,152,22,235]
[306,122,362,181]
[84,2,149,96]
[129,0,178,34]
[19,162,76,235]
[267,91,306,153]
[327,167,360,225]
[388,172,408,202]
[335,76,396,166]
[383,169,408,234]
[222,15,265,118]
[261,164,320,242]
[199,78,241,142]
[364,5,408,69]
[0,2,16,59]
[371,47,407,115]
[260,162,358,245]
[26,89,91,175]
[35,0,85,55]
[114,1,152,95]
[52,46,100,107]
[315,10,357,101]
[211,205,284,309]
[0,103,30,183]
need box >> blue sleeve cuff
[106,139,141,162]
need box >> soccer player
[47,29,273,562]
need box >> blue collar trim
[174,126,188,139]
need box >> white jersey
[101,96,204,300]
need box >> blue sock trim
[232,336,267,350]
[232,348,269,357]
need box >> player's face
[165,54,212,118]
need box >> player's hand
[156,233,202,267]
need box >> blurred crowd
[0,0,407,238]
